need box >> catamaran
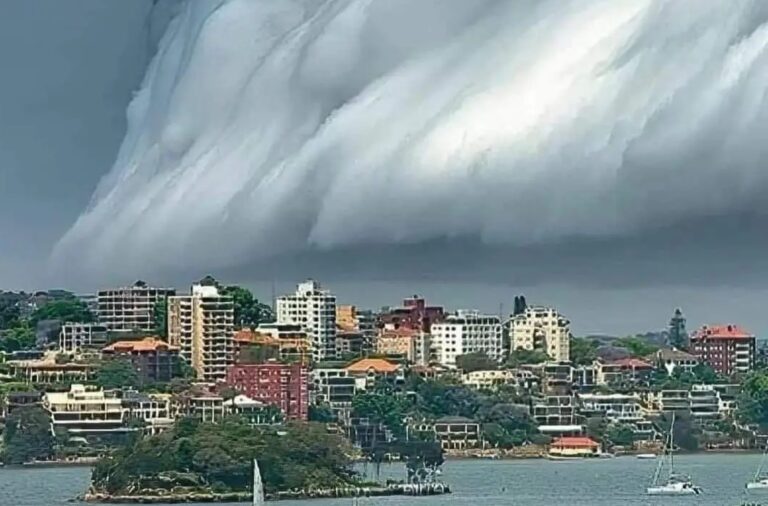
[253,459,265,506]
[646,412,702,496]
[746,443,768,490]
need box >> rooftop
[691,324,754,340]
[103,337,179,353]
[551,437,599,448]
[606,358,653,369]
[345,358,400,374]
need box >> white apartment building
[431,310,503,368]
[44,384,128,437]
[59,323,108,354]
[462,369,518,390]
[276,280,336,361]
[510,306,571,362]
[97,281,175,332]
[167,284,234,382]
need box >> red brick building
[225,362,309,421]
[101,337,180,384]
[689,324,755,376]
[378,296,444,333]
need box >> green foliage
[650,362,724,390]
[0,323,36,352]
[219,285,274,329]
[668,308,688,350]
[614,336,659,358]
[570,337,598,366]
[657,411,699,451]
[91,417,357,495]
[585,416,608,443]
[506,348,549,368]
[738,370,768,427]
[352,392,409,438]
[455,351,498,373]
[153,301,168,338]
[2,405,54,464]
[605,423,635,447]
[95,358,140,390]
[308,403,337,423]
[30,296,93,326]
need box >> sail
[253,459,264,506]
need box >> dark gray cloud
[3,1,768,337]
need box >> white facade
[276,280,336,361]
[431,310,503,368]
[510,306,571,362]
[59,323,108,354]
[97,282,174,332]
[168,284,234,382]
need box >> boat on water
[646,413,702,496]
[637,453,657,460]
[746,442,768,490]
[253,459,264,506]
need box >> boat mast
[669,412,675,476]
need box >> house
[595,358,653,386]
[344,358,405,390]
[433,416,481,450]
[223,394,280,425]
[7,353,95,383]
[649,349,700,375]
[44,384,132,441]
[120,391,174,435]
[461,369,518,390]
[549,437,600,457]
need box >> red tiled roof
[608,358,653,369]
[103,337,178,353]
[551,437,599,449]
[691,324,754,340]
[345,358,400,374]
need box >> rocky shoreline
[80,483,451,503]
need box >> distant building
[102,337,180,384]
[578,393,654,440]
[233,325,311,364]
[223,394,280,425]
[549,437,599,457]
[595,358,653,386]
[433,416,481,450]
[97,281,174,332]
[461,369,518,390]
[510,306,571,363]
[344,358,405,391]
[336,305,376,344]
[168,284,234,382]
[120,391,173,435]
[225,362,309,421]
[277,280,337,361]
[177,393,225,423]
[649,348,700,375]
[335,331,370,358]
[310,366,356,421]
[378,296,444,333]
[59,323,108,354]
[7,353,94,383]
[431,310,503,368]
[689,324,756,375]
[1,391,42,420]
[375,328,418,361]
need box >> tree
[2,406,54,464]
[352,392,409,438]
[614,336,658,358]
[506,348,549,368]
[0,324,36,352]
[30,296,93,326]
[153,301,167,338]
[455,351,498,373]
[570,337,598,366]
[220,285,274,329]
[668,308,688,349]
[605,423,635,447]
[95,358,140,390]
[308,403,337,423]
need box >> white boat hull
[746,480,768,490]
[646,483,702,495]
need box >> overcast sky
[3,0,768,337]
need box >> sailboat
[746,443,768,490]
[253,459,265,506]
[646,412,702,496]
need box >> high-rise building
[167,284,234,382]
[276,280,336,361]
[97,281,175,332]
[510,306,571,362]
[378,295,444,333]
[690,324,755,376]
[59,323,108,354]
[431,310,503,368]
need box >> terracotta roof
[103,337,178,353]
[691,324,754,340]
[233,329,259,343]
[551,437,599,449]
[607,358,653,369]
[345,358,400,374]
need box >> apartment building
[378,296,444,333]
[167,284,234,382]
[310,366,356,421]
[277,280,336,361]
[336,305,376,340]
[59,323,108,354]
[578,393,654,439]
[120,391,174,435]
[97,281,175,332]
[461,369,518,390]
[690,324,756,376]
[101,337,180,384]
[233,325,311,364]
[431,310,503,368]
[226,362,309,421]
[510,306,571,362]
[44,384,128,438]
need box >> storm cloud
[49,0,768,286]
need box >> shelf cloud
[52,0,768,285]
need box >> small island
[84,415,449,503]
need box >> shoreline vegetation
[83,416,450,503]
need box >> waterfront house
[44,384,132,442]
[549,436,600,457]
[433,416,481,450]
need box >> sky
[2,0,768,337]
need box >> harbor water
[1,453,766,506]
